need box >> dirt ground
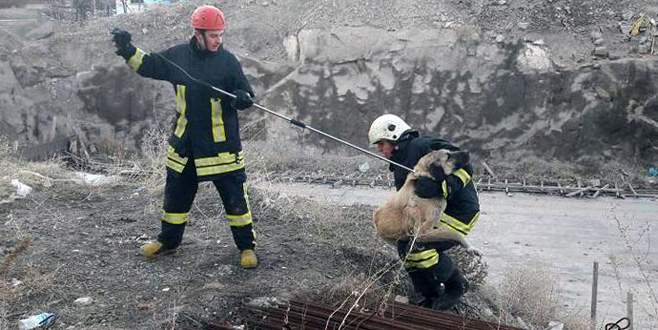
[0,175,409,329]
[2,170,656,329]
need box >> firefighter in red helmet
[111,5,258,269]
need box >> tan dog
[373,149,472,249]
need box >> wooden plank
[591,262,599,330]
[627,182,638,198]
[481,161,497,179]
[567,186,592,198]
[627,292,634,330]
[592,184,610,199]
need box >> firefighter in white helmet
[369,114,480,310]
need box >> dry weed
[101,125,169,212]
[0,135,99,202]
[610,209,658,325]
[560,309,594,330]
[0,215,64,327]
[445,246,488,289]
[0,238,32,326]
[499,264,560,327]
[0,238,31,278]
[244,140,388,181]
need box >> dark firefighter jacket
[120,38,254,181]
[390,131,480,236]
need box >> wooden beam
[591,262,599,330]
[481,161,497,179]
[627,182,638,198]
[566,186,593,198]
[627,291,634,330]
[592,184,610,198]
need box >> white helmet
[368,114,412,144]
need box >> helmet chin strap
[194,29,208,51]
[200,32,207,50]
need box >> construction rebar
[240,299,524,330]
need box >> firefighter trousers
[157,162,256,251]
[397,240,468,309]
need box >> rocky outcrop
[256,27,658,165]
[0,24,656,166]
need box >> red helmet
[191,5,225,30]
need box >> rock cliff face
[258,27,658,165]
[1,22,656,165]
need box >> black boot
[158,222,186,249]
[432,269,468,311]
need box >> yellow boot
[141,241,163,258]
[240,249,258,269]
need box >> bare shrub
[135,124,168,196]
[0,218,63,328]
[0,237,32,327]
[0,238,31,278]
[244,140,388,182]
[499,265,560,326]
[561,309,593,330]
[0,135,71,202]
[610,211,658,327]
[314,271,398,309]
[489,154,581,182]
[446,246,488,289]
[103,125,168,212]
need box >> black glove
[414,176,444,199]
[231,89,254,110]
[111,28,136,58]
[428,164,446,182]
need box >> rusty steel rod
[246,299,524,330]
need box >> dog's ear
[447,150,470,171]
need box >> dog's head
[414,149,470,178]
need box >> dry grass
[487,264,597,330]
[0,224,59,329]
[561,310,594,330]
[0,238,32,324]
[498,265,560,327]
[0,136,72,203]
[485,152,651,190]
[99,125,169,213]
[609,210,658,328]
[244,139,390,183]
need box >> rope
[604,317,630,330]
